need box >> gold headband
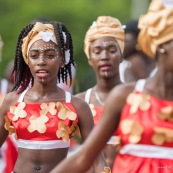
[138,0,173,58]
[84,16,124,59]
[22,22,57,64]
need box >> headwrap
[22,22,57,64]
[138,0,173,58]
[84,16,124,59]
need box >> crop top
[5,89,78,149]
[85,88,120,145]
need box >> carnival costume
[113,79,173,173]
[5,89,78,150]
[85,88,119,145]
[0,79,18,173]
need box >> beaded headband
[22,22,70,64]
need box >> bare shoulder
[1,91,20,114]
[71,95,89,111]
[75,91,87,100]
[110,82,136,99]
[106,82,136,111]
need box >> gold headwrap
[84,16,124,59]
[22,22,57,64]
[138,0,173,58]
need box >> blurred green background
[0,0,150,93]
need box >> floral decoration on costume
[157,106,173,122]
[151,127,173,145]
[121,119,144,143]
[4,116,18,139]
[56,102,77,120]
[56,120,71,142]
[27,115,49,133]
[40,102,57,116]
[89,104,96,116]
[10,102,27,121]
[127,93,151,114]
[69,120,79,135]
[101,167,111,173]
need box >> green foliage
[0,0,132,92]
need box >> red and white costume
[0,79,18,173]
[114,79,173,173]
[85,88,119,145]
[5,89,78,151]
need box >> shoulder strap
[18,88,29,102]
[65,91,71,103]
[84,88,92,104]
[0,79,8,94]
[135,79,146,92]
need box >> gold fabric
[138,0,173,58]
[84,16,124,59]
[22,22,56,64]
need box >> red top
[6,102,78,141]
[113,91,173,173]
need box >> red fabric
[113,154,173,173]
[0,93,17,173]
[4,137,18,173]
[93,106,104,126]
[7,102,78,141]
[114,92,173,173]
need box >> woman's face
[28,39,64,84]
[89,37,122,78]
[123,32,137,59]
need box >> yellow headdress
[22,22,57,64]
[84,16,124,59]
[138,0,173,58]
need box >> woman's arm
[50,83,134,173]
[0,91,19,147]
[71,96,108,173]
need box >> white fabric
[135,79,146,92]
[163,0,173,7]
[119,60,131,83]
[17,89,71,103]
[107,136,120,145]
[120,144,173,159]
[84,88,92,104]
[17,88,29,102]
[17,139,70,149]
[65,91,71,102]
[0,79,8,94]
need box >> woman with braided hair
[0,21,108,173]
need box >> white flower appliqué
[39,31,57,44]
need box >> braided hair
[12,21,75,93]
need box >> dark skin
[75,37,122,170]
[50,40,173,173]
[123,32,155,82]
[0,40,106,173]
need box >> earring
[60,65,65,68]
[159,48,165,54]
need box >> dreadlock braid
[12,24,34,93]
[53,21,75,86]
[12,21,75,93]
